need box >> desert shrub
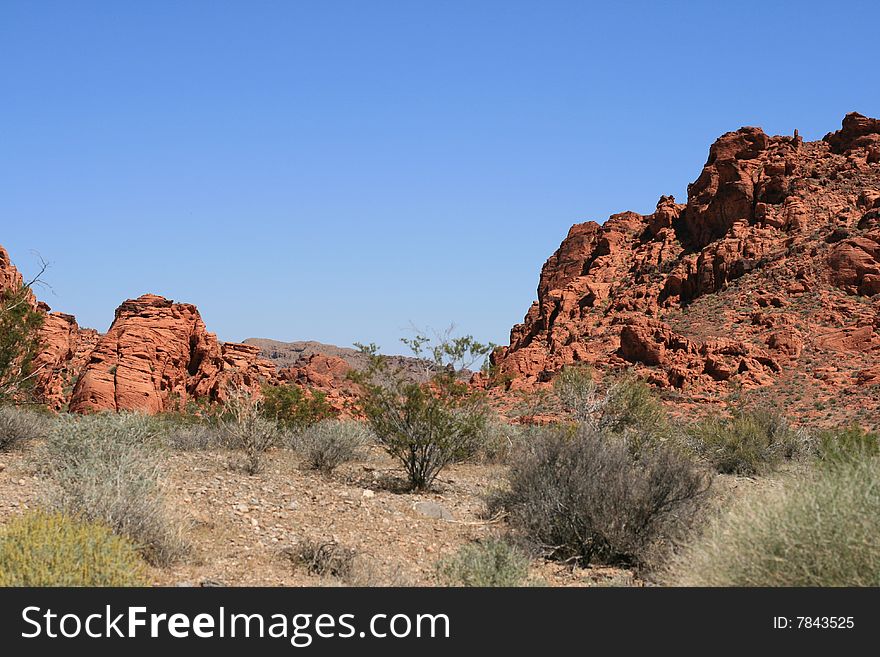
[42,413,188,566]
[0,404,51,450]
[159,420,224,451]
[287,538,357,579]
[553,365,605,424]
[553,368,673,454]
[489,425,708,569]
[261,384,334,433]
[0,511,147,586]
[296,419,371,473]
[686,409,795,475]
[603,374,671,444]
[671,457,880,586]
[221,387,278,474]
[435,539,530,587]
[471,415,526,464]
[351,333,492,490]
[814,425,879,464]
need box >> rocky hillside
[492,113,880,428]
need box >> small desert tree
[350,329,493,491]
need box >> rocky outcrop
[1,246,96,408]
[278,353,358,413]
[69,294,277,414]
[493,113,880,426]
[823,112,880,154]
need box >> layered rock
[69,294,277,413]
[493,113,880,425]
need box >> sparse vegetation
[435,539,530,587]
[553,367,673,454]
[287,538,357,580]
[686,408,797,475]
[41,412,189,566]
[814,424,879,464]
[671,457,880,586]
[489,424,708,569]
[0,279,45,403]
[221,386,278,474]
[161,422,224,451]
[471,415,526,464]
[351,331,493,490]
[0,511,148,586]
[261,384,334,434]
[0,404,50,450]
[296,419,371,473]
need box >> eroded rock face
[69,294,277,413]
[493,113,880,424]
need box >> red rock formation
[0,246,96,408]
[493,113,880,426]
[278,353,358,413]
[69,294,277,414]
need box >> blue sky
[2,1,878,353]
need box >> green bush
[435,539,530,587]
[0,511,148,586]
[815,425,879,464]
[686,409,796,475]
[0,404,51,450]
[42,413,188,566]
[296,419,371,473]
[489,425,707,569]
[261,384,334,433]
[670,457,880,586]
[351,334,492,491]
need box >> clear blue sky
[2,1,878,353]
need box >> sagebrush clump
[489,424,708,569]
[296,419,371,473]
[435,539,530,587]
[670,456,880,586]
[161,422,224,451]
[221,387,278,474]
[42,412,189,566]
[553,367,674,454]
[0,511,147,586]
[0,404,51,451]
[814,425,879,464]
[686,408,797,475]
[470,415,525,464]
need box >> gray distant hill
[243,338,435,380]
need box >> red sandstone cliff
[493,113,880,424]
